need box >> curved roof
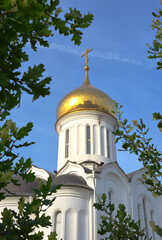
[2,176,39,196]
[53,174,92,190]
[2,173,92,197]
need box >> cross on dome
[56,48,116,122]
[81,48,93,71]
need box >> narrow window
[106,129,110,158]
[142,197,149,239]
[86,125,91,154]
[150,210,155,240]
[108,190,112,204]
[55,211,62,239]
[108,190,112,217]
[65,129,69,158]
[137,204,141,231]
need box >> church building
[0,49,161,240]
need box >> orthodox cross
[81,48,93,68]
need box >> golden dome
[56,68,116,121]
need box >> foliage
[0,0,93,239]
[111,102,162,238]
[113,101,162,196]
[0,0,93,120]
[152,112,162,132]
[0,119,35,201]
[0,119,62,239]
[150,220,162,237]
[0,179,61,240]
[94,193,148,240]
[147,3,162,69]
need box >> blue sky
[10,0,161,174]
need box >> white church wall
[0,196,37,235]
[78,124,86,155]
[56,111,118,171]
[130,171,162,240]
[78,209,88,240]
[43,186,92,240]
[111,131,117,161]
[0,197,20,214]
[95,164,129,208]
[71,125,77,157]
[65,208,77,240]
[94,163,130,240]
[57,128,66,170]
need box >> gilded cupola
[56,49,116,121]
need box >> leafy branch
[147,5,162,69]
[0,179,61,240]
[94,193,148,240]
[0,0,93,120]
[113,101,162,196]
[0,118,62,239]
[0,120,35,200]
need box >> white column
[93,125,97,154]
[78,125,82,155]
[104,127,107,158]
[58,129,65,170]
[57,132,61,170]
[109,130,112,160]
[100,126,104,156]
[77,125,79,155]
[78,125,86,155]
[62,210,65,240]
[91,125,94,154]
[95,125,101,155]
[71,126,77,157]
[110,131,116,162]
[83,125,86,154]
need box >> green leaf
[18,197,25,215]
[152,112,162,120]
[6,120,18,135]
[0,171,14,183]
[55,7,62,17]
[16,122,33,140]
[132,120,139,128]
[48,231,57,240]
[150,220,162,237]
[1,208,14,228]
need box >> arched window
[137,203,141,231]
[142,197,149,238]
[108,190,112,204]
[106,129,110,158]
[86,125,91,154]
[108,190,113,217]
[65,129,69,158]
[55,211,62,239]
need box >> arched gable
[95,162,129,211]
[57,161,87,180]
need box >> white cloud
[47,43,142,65]
[91,49,142,65]
[49,43,81,56]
